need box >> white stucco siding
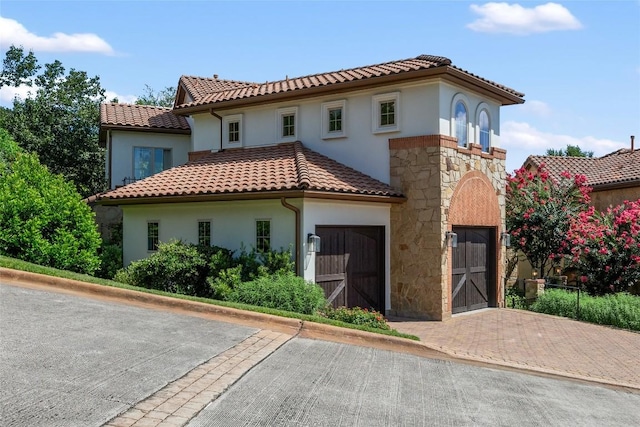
[438,83,502,148]
[191,113,221,152]
[121,199,298,266]
[213,82,441,185]
[109,131,190,189]
[300,199,392,311]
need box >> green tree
[506,166,591,278]
[0,128,101,274]
[545,144,594,157]
[0,45,106,197]
[135,84,176,107]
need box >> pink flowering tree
[563,200,640,295]
[506,166,591,278]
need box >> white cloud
[0,16,114,54]
[467,2,583,35]
[104,91,137,104]
[519,100,552,117]
[500,120,628,171]
[0,84,36,105]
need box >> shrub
[530,289,640,331]
[505,285,528,309]
[121,241,210,297]
[319,306,390,330]
[95,243,122,279]
[228,272,326,314]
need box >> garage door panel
[452,227,495,313]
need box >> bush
[0,128,101,274]
[530,289,640,331]
[228,272,326,314]
[319,306,390,330]
[95,243,122,279]
[505,285,528,309]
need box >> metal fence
[505,280,582,320]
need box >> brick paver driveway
[388,308,640,390]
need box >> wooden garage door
[315,226,384,312]
[451,227,496,314]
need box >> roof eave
[172,66,524,115]
[100,125,191,135]
[95,189,405,206]
[591,179,640,192]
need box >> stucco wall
[590,186,640,211]
[109,131,190,189]
[121,199,299,266]
[389,135,506,320]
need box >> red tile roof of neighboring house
[96,142,404,204]
[100,103,191,132]
[174,55,524,112]
[525,149,640,188]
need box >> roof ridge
[102,102,173,110]
[292,141,311,189]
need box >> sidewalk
[388,308,640,391]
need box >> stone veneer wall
[389,135,506,320]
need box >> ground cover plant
[529,288,640,331]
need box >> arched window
[479,110,490,151]
[455,101,468,147]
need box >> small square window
[321,100,347,139]
[372,92,400,134]
[256,220,271,252]
[198,221,211,246]
[222,114,243,148]
[147,222,159,251]
[276,107,298,142]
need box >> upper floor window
[276,107,298,142]
[256,219,271,252]
[198,220,211,246]
[147,221,159,251]
[321,100,346,139]
[479,110,490,152]
[222,114,243,148]
[134,147,171,180]
[454,101,468,147]
[372,92,400,133]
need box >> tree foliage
[0,45,106,197]
[135,84,176,107]
[0,128,101,274]
[563,200,640,295]
[506,165,591,277]
[545,144,594,158]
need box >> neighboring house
[96,54,525,320]
[515,144,640,282]
[523,144,640,211]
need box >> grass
[529,288,640,331]
[0,255,419,341]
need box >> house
[514,142,640,283]
[96,54,525,320]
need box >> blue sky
[1,0,638,172]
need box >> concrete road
[190,338,640,427]
[2,281,639,427]
[0,283,256,426]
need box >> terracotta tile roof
[174,55,524,111]
[96,142,404,203]
[525,149,640,188]
[178,76,256,102]
[100,103,190,132]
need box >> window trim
[147,221,159,252]
[222,114,243,148]
[372,92,400,134]
[321,100,347,139]
[451,93,470,148]
[276,107,298,143]
[198,220,212,247]
[256,219,271,252]
[133,147,172,180]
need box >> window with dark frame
[134,147,171,180]
[282,114,295,137]
[228,121,240,143]
[328,107,342,132]
[256,220,271,252]
[379,100,395,126]
[147,222,159,251]
[198,221,211,246]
